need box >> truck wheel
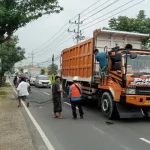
[101,92,118,120]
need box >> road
[11,79,150,150]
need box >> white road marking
[92,126,107,136]
[64,102,79,110]
[140,138,150,144]
[43,92,50,95]
[9,81,55,150]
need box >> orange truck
[61,28,150,119]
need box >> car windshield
[39,77,49,80]
[125,54,150,74]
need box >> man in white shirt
[17,77,30,107]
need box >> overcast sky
[15,0,149,68]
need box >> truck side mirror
[115,53,122,62]
[130,52,137,59]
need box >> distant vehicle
[35,75,51,88]
[11,74,16,77]
[28,68,41,85]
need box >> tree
[0,36,25,76]
[0,0,63,44]
[48,63,58,71]
[109,10,150,48]
[41,68,45,75]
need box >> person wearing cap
[52,76,66,119]
[93,49,108,75]
[68,76,84,119]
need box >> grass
[0,90,7,95]
[3,83,11,87]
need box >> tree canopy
[0,0,63,44]
[109,10,150,48]
[41,68,45,75]
[48,63,58,71]
[0,36,25,76]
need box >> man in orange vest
[68,76,84,119]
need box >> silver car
[35,75,51,88]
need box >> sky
[15,0,149,68]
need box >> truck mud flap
[142,108,150,118]
[116,103,143,118]
[146,108,150,117]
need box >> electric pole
[68,14,85,44]
[52,54,54,74]
[31,50,34,67]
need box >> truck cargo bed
[62,38,94,82]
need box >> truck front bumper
[120,95,150,106]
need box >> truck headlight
[126,88,136,94]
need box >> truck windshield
[125,54,150,75]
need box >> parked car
[35,75,51,88]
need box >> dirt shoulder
[0,83,34,150]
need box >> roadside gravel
[0,84,34,150]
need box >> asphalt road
[11,78,150,150]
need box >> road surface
[11,79,150,150]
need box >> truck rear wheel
[101,92,119,120]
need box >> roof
[100,29,149,38]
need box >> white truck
[28,68,41,85]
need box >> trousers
[71,100,84,118]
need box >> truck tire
[101,92,118,120]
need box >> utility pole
[68,14,85,44]
[52,54,54,79]
[31,50,34,67]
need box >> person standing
[93,49,108,76]
[13,76,17,86]
[17,77,30,107]
[52,76,65,119]
[68,76,84,119]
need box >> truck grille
[136,87,150,95]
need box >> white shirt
[17,81,29,96]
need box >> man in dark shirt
[52,76,65,119]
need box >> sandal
[54,115,58,118]
[58,116,66,119]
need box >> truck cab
[99,44,150,119]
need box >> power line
[82,0,145,30]
[30,0,107,54]
[82,0,120,22]
[36,54,61,65]
[81,0,135,28]
[34,26,72,55]
[81,0,110,19]
[35,34,72,57]
[34,32,70,56]
[31,0,117,56]
[33,22,69,53]
[80,0,102,15]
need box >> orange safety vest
[70,83,81,98]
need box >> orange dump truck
[61,29,150,119]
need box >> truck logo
[130,78,150,86]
